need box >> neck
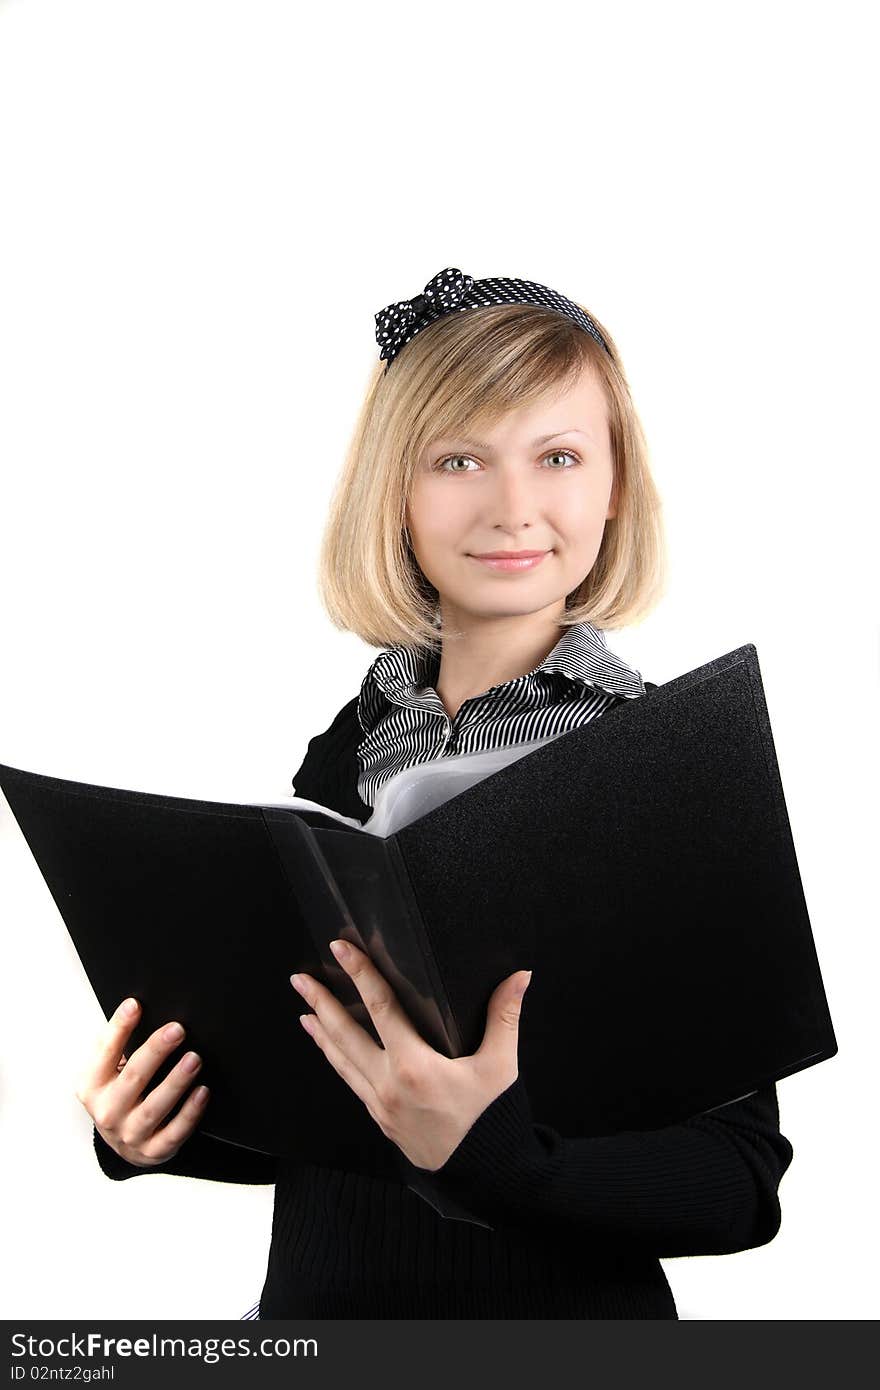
[433,602,569,721]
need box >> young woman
[77,269,794,1320]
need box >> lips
[468,550,551,572]
[471,550,548,559]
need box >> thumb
[478,970,532,1059]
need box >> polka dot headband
[374,266,611,371]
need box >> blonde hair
[318,301,668,651]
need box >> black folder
[0,642,837,1171]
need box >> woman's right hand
[75,997,210,1169]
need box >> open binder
[0,642,837,1184]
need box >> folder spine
[384,833,465,1058]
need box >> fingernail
[516,971,533,996]
[122,998,139,1016]
[163,1022,184,1042]
[329,940,349,961]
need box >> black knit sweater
[93,687,795,1319]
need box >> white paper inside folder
[361,731,563,838]
[243,732,564,837]
[242,795,364,829]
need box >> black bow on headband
[374,267,474,364]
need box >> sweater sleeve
[290,695,371,824]
[93,1125,279,1184]
[412,1077,794,1258]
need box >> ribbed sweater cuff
[432,1076,546,1191]
[419,1076,784,1256]
[92,1124,279,1185]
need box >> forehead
[433,365,608,448]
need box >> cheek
[408,482,466,547]
[554,485,606,538]
[552,495,611,573]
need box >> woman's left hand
[290,940,532,1173]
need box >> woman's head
[319,301,667,650]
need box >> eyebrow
[433,429,593,451]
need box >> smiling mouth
[468,551,552,571]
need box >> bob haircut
[318,301,668,652]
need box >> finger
[299,1012,382,1123]
[291,970,384,1085]
[138,1084,211,1165]
[328,940,420,1055]
[126,1048,207,1143]
[109,1023,190,1106]
[98,1019,193,1130]
[476,971,531,1062]
[122,1060,211,1158]
[101,1081,211,1168]
[94,1040,207,1150]
[78,997,143,1095]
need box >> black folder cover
[0,642,837,1169]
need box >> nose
[487,463,539,530]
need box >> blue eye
[435,454,479,473]
[543,450,580,469]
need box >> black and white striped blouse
[355,619,646,810]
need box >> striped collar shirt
[355,619,646,809]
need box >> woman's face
[407,364,618,626]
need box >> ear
[606,474,619,520]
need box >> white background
[0,0,876,1321]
